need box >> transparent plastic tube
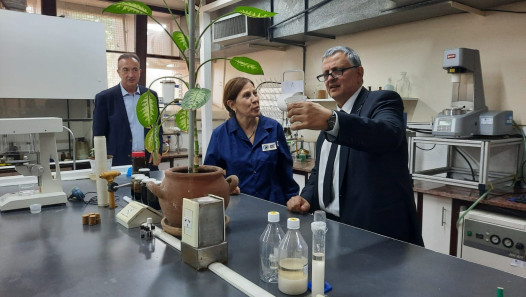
[311,211,327,296]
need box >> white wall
[212,2,526,128]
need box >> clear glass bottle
[395,72,411,98]
[384,77,395,91]
[259,211,285,283]
[278,218,308,295]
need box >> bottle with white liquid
[259,211,285,283]
[278,218,308,295]
[311,210,328,296]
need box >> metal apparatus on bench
[0,117,67,211]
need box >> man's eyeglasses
[316,66,359,82]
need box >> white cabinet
[420,193,453,254]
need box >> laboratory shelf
[409,136,523,195]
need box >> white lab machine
[432,48,513,138]
[458,209,526,278]
[0,118,67,211]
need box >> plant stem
[188,0,196,173]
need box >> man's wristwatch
[325,110,337,131]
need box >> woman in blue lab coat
[204,77,299,205]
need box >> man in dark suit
[93,53,161,169]
[286,46,424,246]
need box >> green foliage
[176,109,189,132]
[136,90,158,128]
[230,57,264,75]
[103,1,275,170]
[103,1,151,16]
[180,88,211,110]
[145,126,160,163]
[234,6,277,18]
[172,31,189,53]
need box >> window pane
[57,0,135,52]
[106,52,122,89]
[147,13,182,57]
[26,0,41,14]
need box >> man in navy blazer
[93,53,161,169]
[286,46,424,246]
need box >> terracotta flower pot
[147,165,238,236]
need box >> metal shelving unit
[409,136,523,194]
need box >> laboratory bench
[1,173,526,297]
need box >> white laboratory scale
[0,118,67,211]
[432,48,513,138]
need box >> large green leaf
[176,109,189,132]
[172,31,189,53]
[103,1,152,16]
[136,90,158,128]
[234,6,277,18]
[180,88,211,110]
[145,127,160,164]
[230,57,264,75]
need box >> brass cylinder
[88,214,97,226]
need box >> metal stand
[409,136,522,195]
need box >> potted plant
[103,0,275,235]
[103,0,276,173]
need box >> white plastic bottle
[278,218,308,295]
[259,211,285,283]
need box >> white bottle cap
[268,211,280,222]
[146,217,152,224]
[134,174,147,180]
[287,218,300,229]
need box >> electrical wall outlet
[182,198,200,248]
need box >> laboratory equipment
[181,194,228,270]
[259,211,285,283]
[140,217,156,241]
[311,210,328,296]
[116,200,162,228]
[432,48,513,138]
[0,117,67,211]
[457,209,526,278]
[99,170,121,209]
[278,217,308,295]
[29,203,42,214]
[161,80,175,104]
